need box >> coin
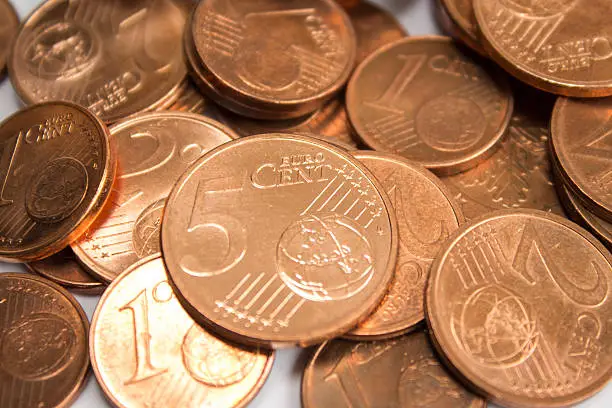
[90,255,274,408]
[189,0,356,119]
[442,86,564,220]
[437,0,485,55]
[347,36,513,176]
[473,0,612,97]
[0,0,19,76]
[0,102,115,262]
[159,79,215,116]
[0,273,89,408]
[551,97,612,223]
[347,151,464,339]
[9,0,190,123]
[72,112,237,283]
[557,180,612,251]
[303,331,486,408]
[426,210,612,408]
[162,134,398,348]
[25,247,105,293]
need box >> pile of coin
[0,0,611,407]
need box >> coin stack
[0,0,610,408]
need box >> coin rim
[0,272,91,408]
[346,35,514,176]
[0,0,20,78]
[161,133,399,348]
[425,208,612,408]
[438,0,486,56]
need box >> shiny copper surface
[10,0,190,123]
[72,112,237,283]
[0,273,90,408]
[90,256,274,408]
[427,210,612,407]
[348,151,464,339]
[0,102,115,262]
[162,134,398,348]
[347,36,513,175]
[437,0,485,55]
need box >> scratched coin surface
[303,331,486,408]
[442,87,564,220]
[190,0,356,119]
[90,256,274,408]
[10,0,189,123]
[72,112,237,283]
[0,273,89,408]
[426,210,612,408]
[474,0,612,97]
[348,152,463,339]
[25,247,104,293]
[162,134,398,347]
[0,102,114,262]
[0,0,19,76]
[551,97,612,223]
[438,0,484,55]
[347,36,513,176]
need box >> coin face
[72,112,236,283]
[442,89,564,220]
[10,0,189,123]
[25,247,104,292]
[0,0,19,75]
[348,152,463,339]
[303,331,486,408]
[474,0,612,97]
[90,256,274,408]
[162,134,398,347]
[426,210,612,407]
[190,0,356,119]
[0,102,114,262]
[438,0,484,55]
[551,97,612,223]
[0,273,89,408]
[347,36,513,175]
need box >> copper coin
[347,151,464,340]
[72,112,237,283]
[25,247,105,293]
[474,0,612,97]
[557,179,612,251]
[437,0,485,55]
[161,80,214,115]
[162,134,398,348]
[0,0,19,76]
[0,273,89,408]
[0,102,115,262]
[426,210,612,407]
[347,36,513,176]
[90,255,274,408]
[551,97,612,223]
[189,0,356,119]
[9,0,189,123]
[303,330,486,408]
[442,87,564,220]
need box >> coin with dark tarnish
[438,0,485,55]
[474,0,612,97]
[348,151,463,339]
[189,0,356,119]
[347,36,513,176]
[442,87,564,220]
[0,102,115,262]
[0,273,90,408]
[303,331,486,408]
[551,97,612,223]
[427,210,612,408]
[0,0,19,76]
[72,112,237,283]
[90,256,274,408]
[162,134,398,348]
[9,0,190,123]
[25,247,105,293]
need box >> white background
[0,0,610,407]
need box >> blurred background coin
[437,0,485,55]
[0,0,19,77]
